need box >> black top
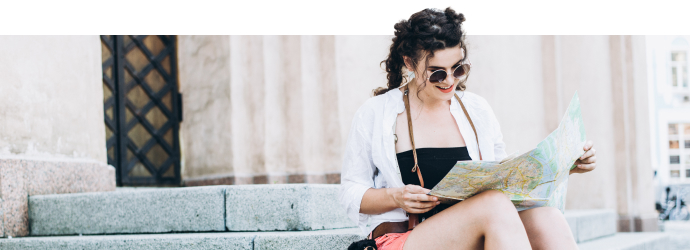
[396,147,471,221]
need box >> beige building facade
[0,35,656,236]
[177,35,657,231]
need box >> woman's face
[406,45,465,102]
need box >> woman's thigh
[403,190,531,250]
[518,207,577,250]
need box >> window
[667,122,689,180]
[672,51,688,88]
[672,170,681,178]
[671,155,681,164]
[670,124,679,135]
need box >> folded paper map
[429,92,587,212]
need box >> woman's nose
[444,70,457,84]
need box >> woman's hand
[388,184,440,214]
[570,140,596,174]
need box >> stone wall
[178,35,391,185]
[0,36,116,237]
[0,36,107,161]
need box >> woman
[339,7,597,250]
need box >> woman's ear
[403,56,413,73]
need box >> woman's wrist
[385,187,402,209]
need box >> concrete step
[29,184,356,236]
[29,186,227,236]
[564,209,617,243]
[28,183,618,240]
[577,232,670,250]
[0,228,363,250]
[661,220,690,250]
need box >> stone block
[29,186,225,236]
[577,232,669,250]
[0,232,254,250]
[565,209,617,242]
[253,228,363,250]
[225,184,356,231]
[0,158,115,237]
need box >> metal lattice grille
[100,35,181,186]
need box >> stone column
[555,36,619,213]
[0,36,116,237]
[609,35,658,232]
[230,36,266,185]
[279,36,306,184]
[263,35,289,184]
[298,36,342,183]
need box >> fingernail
[436,201,440,205]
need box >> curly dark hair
[373,7,469,96]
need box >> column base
[618,213,660,232]
[0,158,115,237]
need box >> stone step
[577,232,670,250]
[564,209,618,243]
[29,186,227,236]
[225,184,354,231]
[29,183,618,239]
[29,184,356,236]
[661,221,690,250]
[0,228,363,250]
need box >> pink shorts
[374,231,412,250]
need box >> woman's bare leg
[518,207,577,250]
[403,190,531,250]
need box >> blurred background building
[646,36,690,221]
[0,35,665,237]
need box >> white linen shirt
[339,88,508,235]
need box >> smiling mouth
[436,85,452,90]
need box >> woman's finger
[580,156,596,164]
[404,193,437,202]
[404,185,432,194]
[584,140,594,151]
[580,148,595,160]
[576,163,596,171]
[409,201,440,209]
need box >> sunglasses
[427,62,471,83]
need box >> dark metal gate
[101,35,182,186]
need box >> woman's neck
[407,82,450,112]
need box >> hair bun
[444,7,465,24]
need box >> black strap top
[397,147,472,220]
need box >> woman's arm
[360,185,439,214]
[339,104,379,224]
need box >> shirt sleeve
[339,104,377,231]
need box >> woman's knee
[471,190,515,211]
[451,190,520,224]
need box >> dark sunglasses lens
[429,71,447,83]
[453,65,468,78]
